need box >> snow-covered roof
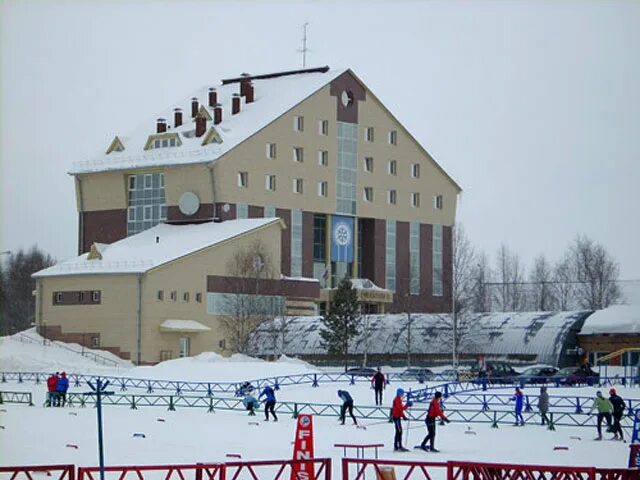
[70,68,348,174]
[349,278,388,291]
[579,305,640,335]
[33,218,282,277]
[248,311,592,366]
[159,319,211,333]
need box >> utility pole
[298,22,309,68]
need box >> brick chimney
[232,94,241,115]
[191,97,199,118]
[156,118,167,133]
[174,108,182,128]
[214,103,222,125]
[240,73,251,96]
[245,82,254,104]
[208,88,217,107]
[195,114,207,137]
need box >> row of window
[157,290,203,303]
[291,115,398,146]
[53,290,101,305]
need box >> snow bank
[580,305,640,335]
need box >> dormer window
[145,133,181,150]
[106,136,125,154]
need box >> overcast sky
[1,0,639,279]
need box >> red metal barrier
[225,458,331,480]
[596,469,640,480]
[77,464,223,480]
[448,461,597,480]
[0,465,75,480]
[341,458,447,480]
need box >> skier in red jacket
[391,388,412,452]
[46,372,58,407]
[419,391,449,452]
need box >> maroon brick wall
[302,212,314,277]
[81,209,127,254]
[215,202,237,221]
[40,325,131,360]
[420,223,433,312]
[167,203,214,223]
[373,219,386,288]
[277,208,291,276]
[248,205,264,218]
[329,71,366,124]
[52,290,101,305]
[207,275,319,299]
[391,221,410,312]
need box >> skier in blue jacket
[338,390,358,425]
[511,387,524,426]
[55,372,69,407]
[259,385,278,421]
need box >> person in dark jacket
[609,388,625,441]
[56,372,69,407]
[511,387,524,426]
[338,390,358,425]
[371,367,386,406]
[391,388,412,452]
[46,373,58,407]
[259,385,278,422]
[419,391,449,452]
[537,387,550,425]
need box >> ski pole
[405,415,411,447]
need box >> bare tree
[267,308,295,359]
[553,253,575,311]
[451,223,476,369]
[219,239,280,354]
[495,245,526,312]
[470,251,493,313]
[529,254,556,311]
[396,292,416,367]
[570,235,622,310]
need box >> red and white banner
[291,414,314,480]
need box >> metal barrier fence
[0,464,75,480]
[0,391,33,406]
[77,463,223,480]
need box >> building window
[364,157,374,172]
[313,213,327,263]
[293,115,304,132]
[266,143,276,159]
[319,120,329,136]
[265,175,276,191]
[183,292,190,302]
[388,160,397,176]
[434,195,443,210]
[179,336,190,358]
[264,205,276,218]
[411,163,420,178]
[91,336,100,348]
[433,224,443,296]
[318,181,328,197]
[293,178,303,194]
[365,127,374,142]
[170,290,177,302]
[318,150,328,166]
[291,209,303,277]
[127,172,166,236]
[157,290,164,301]
[91,291,101,303]
[238,171,248,188]
[386,220,396,291]
[54,292,62,304]
[387,190,396,205]
[79,291,85,302]
[363,187,373,202]
[293,147,304,163]
[411,192,420,207]
[336,122,358,215]
[236,203,248,219]
[388,130,397,145]
[410,222,420,295]
[195,292,202,303]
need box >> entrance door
[179,336,190,358]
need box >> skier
[537,387,549,426]
[46,372,58,407]
[391,388,412,452]
[589,390,613,440]
[337,390,358,425]
[371,367,386,406]
[419,391,449,452]
[259,385,278,422]
[608,388,625,441]
[511,386,524,426]
[56,372,69,407]
[242,393,260,416]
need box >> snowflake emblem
[334,222,351,247]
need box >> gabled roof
[70,68,348,175]
[33,218,283,277]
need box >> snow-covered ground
[0,331,636,471]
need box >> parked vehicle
[398,368,435,382]
[473,361,519,384]
[345,366,377,377]
[517,366,559,385]
[552,366,599,386]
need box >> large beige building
[34,66,461,363]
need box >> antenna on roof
[298,22,310,68]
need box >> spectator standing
[608,388,625,441]
[391,388,412,452]
[371,367,386,406]
[46,372,58,407]
[419,391,449,452]
[537,387,550,426]
[337,390,358,425]
[589,390,613,440]
[511,387,524,426]
[56,372,69,407]
[259,385,278,422]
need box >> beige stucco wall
[164,164,213,206]
[77,171,128,211]
[37,221,282,364]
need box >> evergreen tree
[320,276,361,371]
